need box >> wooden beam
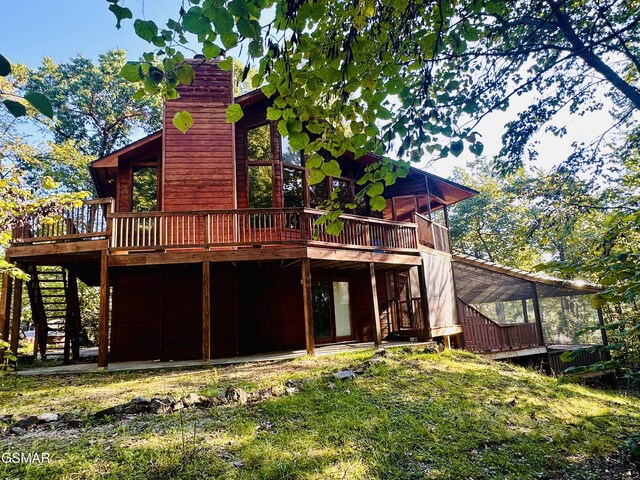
[10,277,23,359]
[521,299,530,324]
[596,307,609,347]
[202,262,211,363]
[530,282,545,346]
[369,263,382,346]
[301,258,315,356]
[7,240,108,258]
[0,272,12,341]
[98,250,109,369]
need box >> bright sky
[1,1,618,178]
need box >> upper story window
[244,122,357,211]
[132,166,158,212]
[246,124,274,208]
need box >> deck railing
[109,208,419,253]
[413,213,451,253]
[457,299,542,353]
[11,198,114,244]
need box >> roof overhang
[453,253,600,304]
[89,131,162,198]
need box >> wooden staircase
[26,266,81,363]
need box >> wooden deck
[8,200,452,264]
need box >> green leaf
[3,99,26,118]
[183,7,211,35]
[121,62,142,82]
[261,84,277,98]
[326,220,344,236]
[266,107,282,121]
[370,195,387,211]
[308,169,326,185]
[221,33,239,49]
[450,140,464,157]
[277,119,288,136]
[305,154,323,169]
[288,132,310,151]
[172,110,194,133]
[226,103,244,123]
[0,53,10,76]
[24,92,53,119]
[320,159,341,178]
[203,41,221,60]
[213,10,235,35]
[109,3,133,29]
[218,57,234,71]
[134,19,158,42]
[132,88,146,101]
[175,64,196,85]
[237,18,261,39]
[367,181,384,197]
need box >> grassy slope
[1,348,638,480]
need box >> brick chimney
[162,59,236,211]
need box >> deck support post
[521,299,530,323]
[301,258,315,356]
[0,271,12,341]
[98,250,109,369]
[530,282,545,346]
[202,262,211,363]
[10,276,23,361]
[369,263,382,346]
[596,307,609,349]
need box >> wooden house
[0,60,605,371]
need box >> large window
[244,122,357,210]
[247,124,274,208]
[132,166,158,212]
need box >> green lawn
[1,348,638,479]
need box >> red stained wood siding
[237,262,305,354]
[162,60,236,211]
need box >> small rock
[37,413,59,423]
[285,379,298,388]
[10,427,27,436]
[13,416,39,430]
[59,412,76,423]
[285,387,297,395]
[0,414,13,424]
[172,401,185,411]
[150,398,172,415]
[94,405,124,419]
[232,461,244,468]
[216,392,228,405]
[333,370,355,380]
[256,421,273,432]
[123,401,149,415]
[225,386,248,405]
[66,419,83,429]
[402,346,414,353]
[181,392,209,407]
[327,382,336,390]
[131,397,150,405]
[374,347,387,357]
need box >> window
[132,166,157,212]
[281,135,302,166]
[247,124,274,208]
[309,180,328,208]
[249,165,273,208]
[283,168,304,207]
[247,124,272,162]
